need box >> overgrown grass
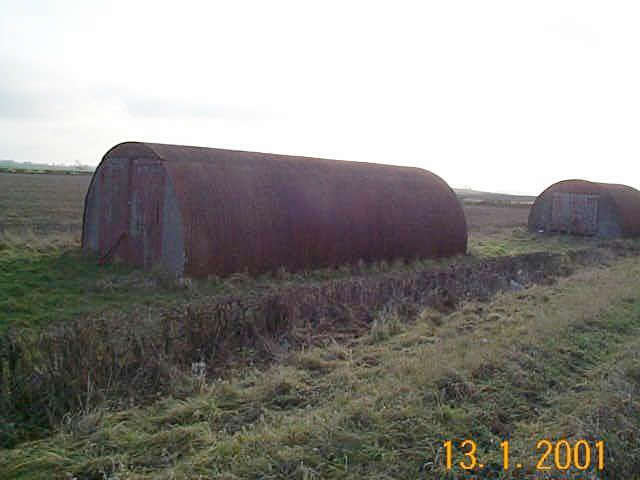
[3,256,639,479]
[4,226,622,334]
[0,240,189,333]
[0,241,435,334]
[468,228,606,257]
[4,246,592,449]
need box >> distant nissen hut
[528,179,640,237]
[82,142,467,277]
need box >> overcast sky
[1,1,639,194]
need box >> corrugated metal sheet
[83,142,468,276]
[603,183,640,237]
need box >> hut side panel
[161,175,186,276]
[595,195,623,237]
[606,185,640,237]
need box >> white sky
[1,0,639,195]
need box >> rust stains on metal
[83,142,467,276]
[528,179,640,237]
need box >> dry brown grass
[463,204,531,235]
[0,172,90,235]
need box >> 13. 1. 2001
[443,439,605,472]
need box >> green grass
[2,227,634,335]
[0,245,180,333]
[468,228,605,257]
[3,256,639,479]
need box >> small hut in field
[528,179,640,237]
[82,142,467,276]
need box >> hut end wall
[83,171,101,251]
[161,174,185,276]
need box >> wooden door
[551,193,599,235]
[98,158,129,259]
[129,160,165,268]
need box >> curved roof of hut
[530,179,640,237]
[85,142,467,276]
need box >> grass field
[0,172,90,235]
[1,172,639,479]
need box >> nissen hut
[528,179,640,238]
[82,142,467,276]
